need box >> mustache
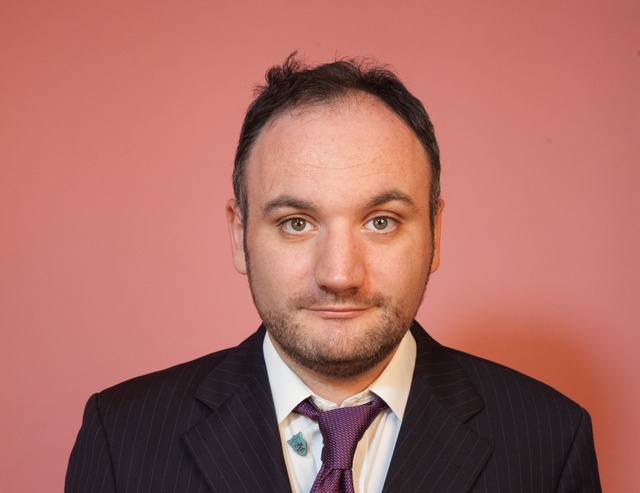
[291,290,389,308]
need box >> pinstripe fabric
[66,328,291,493]
[382,325,601,492]
[66,323,601,492]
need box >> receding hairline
[238,92,434,224]
[232,54,441,230]
[255,89,392,136]
[249,91,433,173]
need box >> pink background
[1,1,638,491]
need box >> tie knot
[294,396,388,469]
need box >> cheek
[248,243,312,292]
[367,245,431,290]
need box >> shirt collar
[263,329,416,423]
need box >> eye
[282,217,311,234]
[371,217,389,230]
[365,216,397,232]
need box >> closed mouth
[304,306,374,319]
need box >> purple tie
[293,396,388,493]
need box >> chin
[266,309,411,379]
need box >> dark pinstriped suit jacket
[66,323,601,492]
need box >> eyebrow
[261,195,318,218]
[366,189,416,209]
[261,189,416,218]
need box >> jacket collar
[382,322,492,492]
[183,326,292,493]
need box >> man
[66,56,601,492]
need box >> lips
[304,306,374,319]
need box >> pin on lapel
[287,432,307,456]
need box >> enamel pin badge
[287,432,308,456]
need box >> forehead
[244,94,431,207]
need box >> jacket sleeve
[556,407,602,492]
[65,393,117,493]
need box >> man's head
[227,55,443,382]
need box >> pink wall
[1,1,638,490]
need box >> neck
[272,343,399,406]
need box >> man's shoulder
[90,328,265,419]
[412,324,585,420]
[420,338,601,490]
[449,346,587,426]
[457,348,579,402]
[91,347,228,413]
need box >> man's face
[227,94,442,379]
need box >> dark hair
[233,53,441,225]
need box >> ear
[429,199,444,273]
[226,199,248,275]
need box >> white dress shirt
[263,331,417,493]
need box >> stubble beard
[264,291,419,379]
[246,262,429,380]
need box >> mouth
[304,306,374,319]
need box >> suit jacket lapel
[383,323,493,493]
[181,322,492,492]
[182,326,292,493]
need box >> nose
[313,226,366,294]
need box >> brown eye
[364,216,397,233]
[372,217,388,230]
[290,218,307,232]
